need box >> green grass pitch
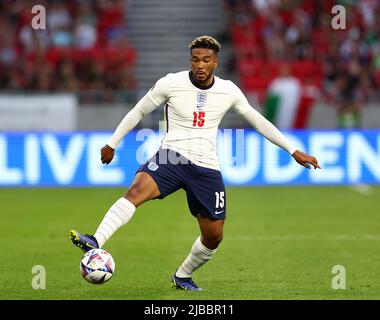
[1,186,379,300]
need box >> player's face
[190,48,218,85]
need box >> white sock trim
[195,236,217,254]
[176,236,218,278]
[118,197,136,212]
[94,197,136,248]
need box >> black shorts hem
[189,209,226,221]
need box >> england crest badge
[197,92,207,108]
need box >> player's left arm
[292,150,321,170]
[231,86,321,170]
[245,108,321,169]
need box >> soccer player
[69,35,321,290]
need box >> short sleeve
[147,74,172,106]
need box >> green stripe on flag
[264,93,280,123]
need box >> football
[80,248,115,284]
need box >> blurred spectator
[48,1,72,31]
[263,63,301,129]
[330,59,363,129]
[0,17,18,65]
[225,0,380,127]
[0,0,137,104]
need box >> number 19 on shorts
[215,191,225,209]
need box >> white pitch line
[226,235,380,241]
[350,184,373,195]
[117,235,380,242]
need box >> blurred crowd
[224,0,380,128]
[1,0,379,127]
[0,0,137,103]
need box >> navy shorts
[137,148,226,220]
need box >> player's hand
[292,150,321,170]
[101,145,115,164]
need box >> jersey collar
[189,71,215,90]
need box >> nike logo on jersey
[215,210,224,215]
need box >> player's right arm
[101,75,171,164]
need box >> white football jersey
[147,71,255,170]
[107,70,297,171]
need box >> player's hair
[189,35,221,54]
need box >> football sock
[94,197,136,248]
[175,236,217,278]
